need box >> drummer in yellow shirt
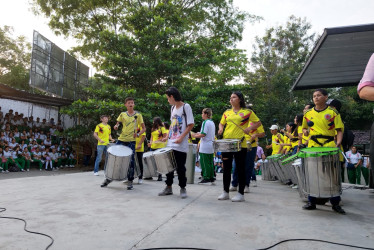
[135,124,146,184]
[217,91,261,202]
[148,117,168,181]
[101,97,146,190]
[301,89,345,214]
[93,115,115,176]
[266,125,284,155]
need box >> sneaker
[244,186,250,193]
[56,167,59,170]
[39,169,42,171]
[138,179,143,184]
[27,169,30,172]
[198,179,210,184]
[5,170,9,173]
[127,181,133,190]
[332,205,346,214]
[302,202,316,210]
[101,179,111,188]
[252,181,257,187]
[218,191,229,200]
[158,186,173,196]
[21,169,25,172]
[292,185,298,189]
[211,181,216,186]
[123,180,128,184]
[157,175,162,181]
[180,188,187,199]
[94,172,99,176]
[231,193,245,202]
[229,186,237,192]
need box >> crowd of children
[0,108,77,173]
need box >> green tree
[245,16,316,128]
[33,0,258,91]
[0,26,31,90]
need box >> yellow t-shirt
[117,111,144,142]
[245,123,265,147]
[94,123,111,146]
[151,127,167,149]
[298,126,309,145]
[271,133,284,155]
[135,125,146,153]
[163,129,169,147]
[302,107,343,148]
[290,133,299,149]
[283,135,291,153]
[220,108,260,148]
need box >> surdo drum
[105,145,133,181]
[153,147,177,174]
[213,139,241,152]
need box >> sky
[1,0,374,75]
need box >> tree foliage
[244,16,316,127]
[0,26,31,90]
[33,0,258,91]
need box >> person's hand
[174,137,183,144]
[266,145,272,149]
[218,129,223,135]
[133,133,137,138]
[110,139,115,143]
[136,145,141,150]
[99,139,104,144]
[114,124,119,130]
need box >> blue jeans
[116,140,136,181]
[94,145,108,173]
[232,147,257,187]
[292,146,298,155]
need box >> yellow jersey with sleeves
[298,126,309,145]
[94,123,111,146]
[163,129,169,147]
[151,127,167,149]
[117,111,144,142]
[302,106,343,148]
[271,133,284,155]
[283,135,291,152]
[220,108,260,148]
[245,123,265,147]
[135,125,146,153]
[290,132,299,149]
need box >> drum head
[143,151,154,158]
[299,147,339,158]
[107,145,132,157]
[153,147,173,155]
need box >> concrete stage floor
[0,170,373,250]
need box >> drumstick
[341,151,349,162]
[134,115,138,136]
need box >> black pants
[165,150,187,188]
[222,149,247,195]
[136,152,144,179]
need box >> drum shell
[292,159,308,200]
[270,157,288,183]
[104,146,132,181]
[142,152,158,178]
[214,139,241,152]
[153,148,176,174]
[261,161,272,181]
[302,153,341,198]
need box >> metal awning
[0,83,73,107]
[292,23,374,91]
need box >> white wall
[0,98,74,129]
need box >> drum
[153,147,177,174]
[299,147,341,198]
[281,154,299,185]
[213,139,241,152]
[105,145,133,181]
[133,153,141,178]
[267,154,288,183]
[142,151,158,178]
[261,161,272,181]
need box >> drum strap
[310,135,334,146]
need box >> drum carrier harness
[310,135,335,147]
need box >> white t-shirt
[199,119,215,154]
[167,103,194,153]
[362,156,370,168]
[345,151,362,164]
